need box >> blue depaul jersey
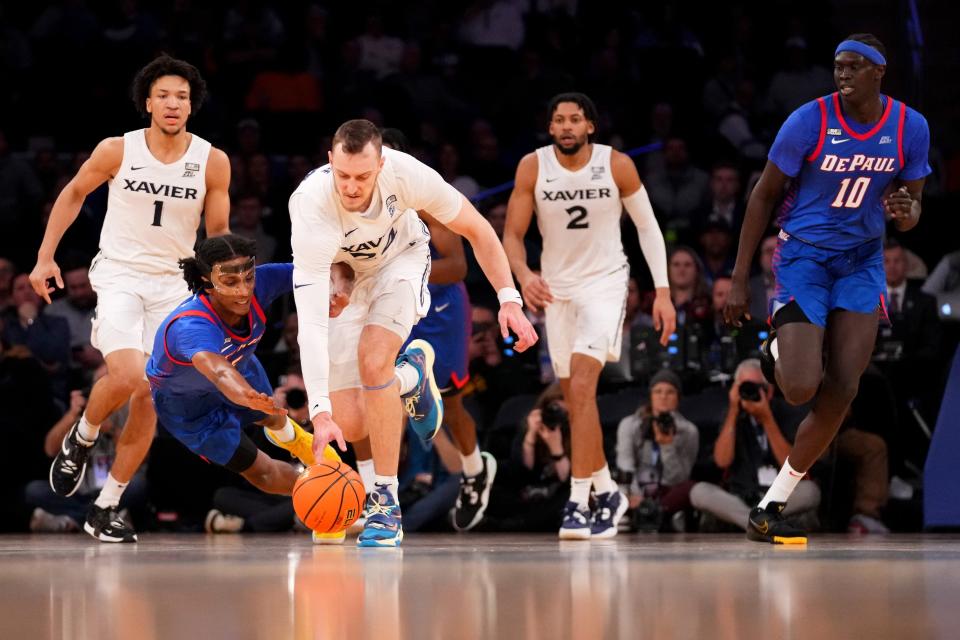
[769,93,931,250]
[146,263,293,397]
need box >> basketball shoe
[747,501,807,544]
[264,419,328,466]
[559,501,592,540]
[590,490,628,539]
[357,487,403,548]
[204,509,244,533]
[759,329,778,387]
[453,452,497,531]
[312,530,347,545]
[397,339,443,441]
[84,504,137,543]
[49,419,96,497]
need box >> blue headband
[835,40,886,66]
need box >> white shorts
[544,269,629,379]
[328,245,431,392]
[88,254,192,357]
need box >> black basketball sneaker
[84,504,138,543]
[453,452,497,532]
[747,501,807,545]
[49,420,97,497]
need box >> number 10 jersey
[534,143,626,299]
[102,129,211,275]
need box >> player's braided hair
[131,53,208,118]
[845,33,887,60]
[180,234,257,294]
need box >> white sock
[274,418,296,443]
[77,415,99,445]
[461,446,483,478]
[758,458,805,509]
[394,361,420,396]
[570,477,592,507]
[374,474,400,500]
[94,474,128,509]
[770,336,780,360]
[591,465,617,495]
[357,459,376,493]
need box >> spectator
[690,359,820,530]
[44,256,101,373]
[459,0,525,51]
[640,246,710,330]
[484,384,571,531]
[231,192,277,263]
[716,79,766,164]
[763,37,833,123]
[697,219,735,285]
[355,14,405,80]
[24,369,147,532]
[438,143,480,199]
[0,257,14,313]
[835,408,890,534]
[0,273,70,400]
[261,313,300,385]
[616,369,698,531]
[644,137,711,236]
[748,234,778,321]
[702,162,744,231]
[922,248,960,321]
[0,128,44,265]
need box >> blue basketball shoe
[398,339,443,442]
[559,501,592,540]
[357,486,404,548]
[590,490,628,538]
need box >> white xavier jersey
[289,147,463,417]
[534,143,627,297]
[101,129,211,274]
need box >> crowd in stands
[1,1,959,535]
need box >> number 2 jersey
[102,129,212,275]
[534,143,627,298]
[769,93,931,250]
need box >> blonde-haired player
[503,92,676,539]
[29,55,231,542]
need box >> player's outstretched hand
[312,412,347,455]
[651,290,677,346]
[519,274,554,312]
[29,257,63,305]
[723,277,752,327]
[243,389,287,416]
[498,302,539,353]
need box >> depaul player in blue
[725,34,930,544]
[146,235,348,513]
[348,129,496,533]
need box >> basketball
[292,460,365,533]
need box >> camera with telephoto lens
[285,388,307,410]
[652,412,675,436]
[540,402,569,431]
[739,380,763,402]
[632,497,664,532]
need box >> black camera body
[541,402,569,431]
[739,380,763,402]
[653,412,675,435]
[632,497,664,532]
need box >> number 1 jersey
[102,129,211,274]
[534,143,626,298]
[769,93,931,251]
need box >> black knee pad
[772,300,812,329]
[223,432,259,473]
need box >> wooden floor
[2,533,958,640]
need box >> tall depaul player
[29,55,231,542]
[347,129,497,532]
[504,93,676,540]
[724,34,931,544]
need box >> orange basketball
[292,460,365,533]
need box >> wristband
[497,287,523,308]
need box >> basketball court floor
[2,533,958,639]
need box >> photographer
[690,359,820,530]
[616,369,699,531]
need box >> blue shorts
[152,357,273,466]
[771,232,885,327]
[406,282,470,394]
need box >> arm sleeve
[253,263,294,306]
[622,186,669,288]
[900,109,933,181]
[768,101,821,178]
[290,191,341,418]
[165,316,225,362]
[391,151,464,224]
